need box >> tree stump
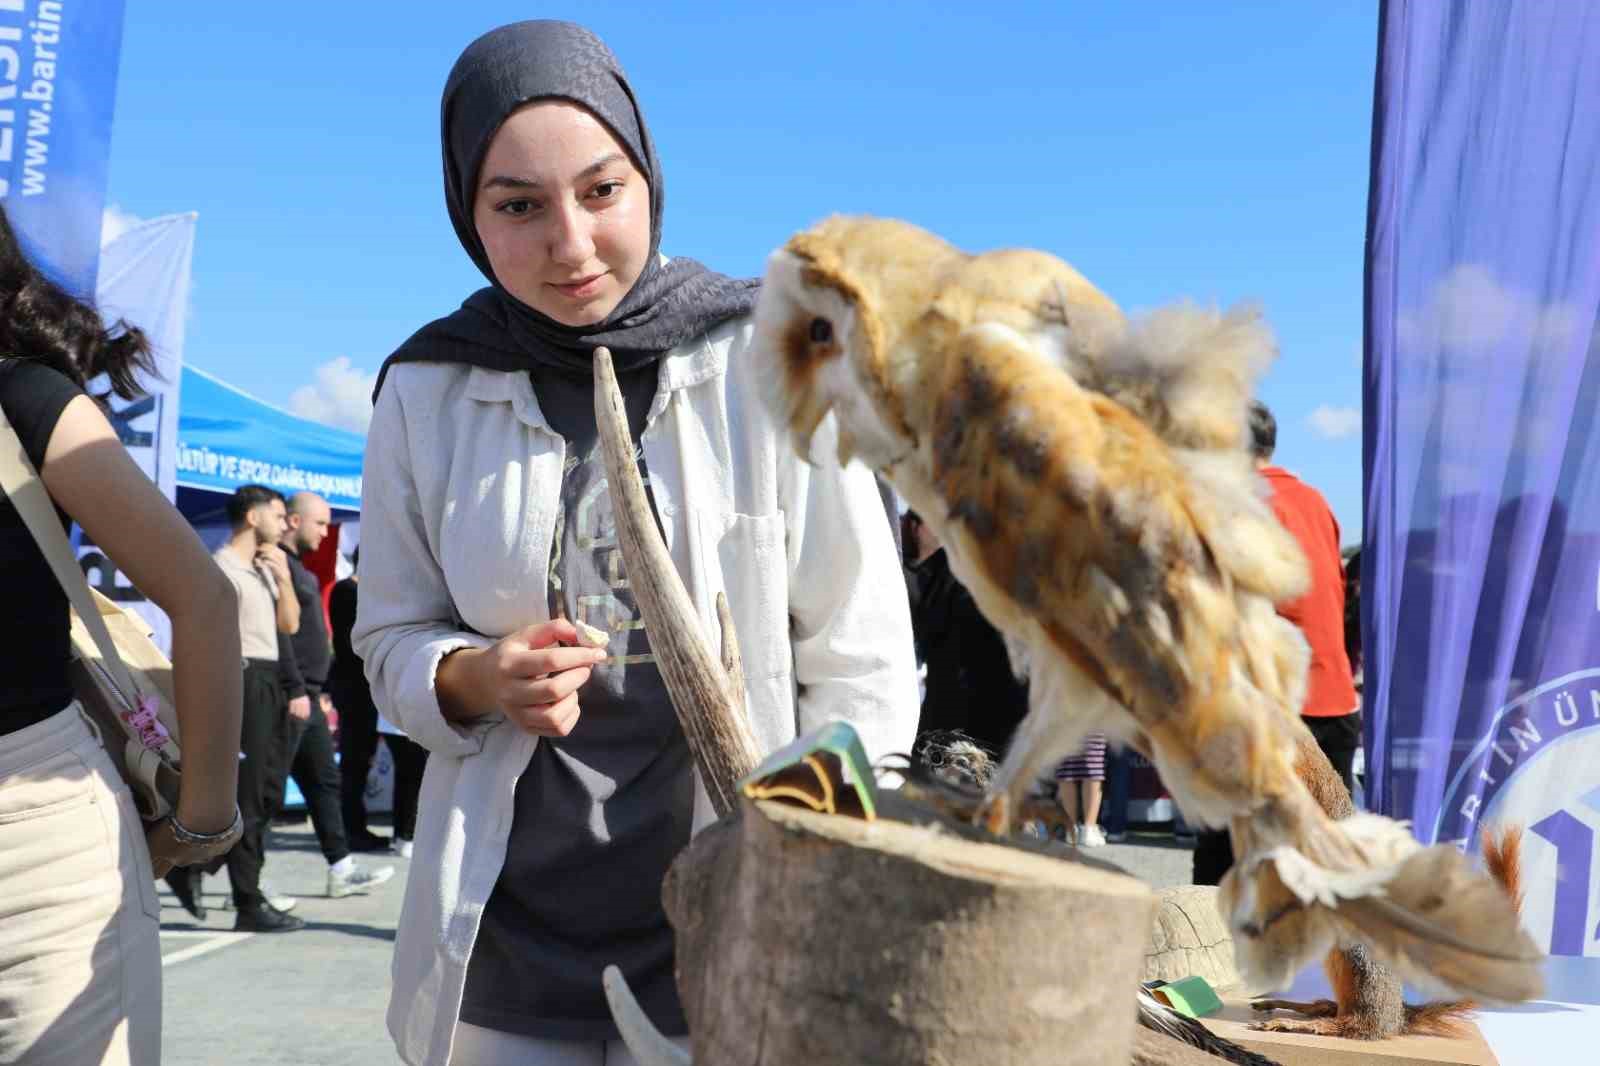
[1143,885,1242,993]
[663,792,1154,1065]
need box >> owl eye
[808,317,833,344]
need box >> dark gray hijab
[374,20,758,399]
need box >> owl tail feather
[1219,799,1544,1005]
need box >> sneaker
[395,839,414,859]
[1080,824,1108,848]
[234,902,305,933]
[1104,830,1127,844]
[219,881,297,913]
[328,861,395,898]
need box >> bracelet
[167,806,243,846]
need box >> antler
[604,966,692,1066]
[592,347,763,815]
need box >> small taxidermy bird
[1248,735,1528,1041]
[750,215,1543,1004]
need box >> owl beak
[835,427,857,467]
[592,347,763,816]
[787,392,831,465]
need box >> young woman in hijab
[0,203,244,1065]
[353,21,919,1066]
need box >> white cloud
[1396,263,1581,357]
[1307,404,1361,440]
[288,357,377,433]
[101,203,144,247]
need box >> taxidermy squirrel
[1249,735,1526,1040]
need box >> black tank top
[0,358,82,736]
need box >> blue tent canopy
[175,365,364,519]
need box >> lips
[550,273,607,299]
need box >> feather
[1137,989,1282,1066]
[1308,843,1543,1002]
[1093,302,1277,455]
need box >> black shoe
[349,831,393,853]
[165,868,206,921]
[234,902,306,933]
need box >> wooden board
[1198,998,1499,1066]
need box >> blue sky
[103,2,1376,538]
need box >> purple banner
[1364,0,1600,958]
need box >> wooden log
[662,791,1155,1065]
[1144,885,1243,992]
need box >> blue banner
[0,0,126,296]
[1365,0,1600,960]
[176,366,365,513]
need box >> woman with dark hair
[353,20,919,1065]
[0,205,244,1065]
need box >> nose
[547,200,596,269]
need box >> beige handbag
[0,406,183,821]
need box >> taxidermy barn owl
[749,215,1542,1003]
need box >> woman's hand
[144,804,243,878]
[437,619,606,736]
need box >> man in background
[279,491,394,899]
[329,546,383,850]
[1193,403,1360,884]
[186,485,304,932]
[1251,403,1362,790]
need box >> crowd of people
[162,485,400,932]
[0,16,1365,1066]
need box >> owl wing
[918,318,1234,736]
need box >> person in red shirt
[1250,401,1362,791]
[1193,401,1361,885]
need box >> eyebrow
[480,151,628,193]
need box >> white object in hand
[575,620,611,649]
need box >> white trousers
[449,1021,691,1066]
[0,705,161,1065]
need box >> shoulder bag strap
[0,403,144,710]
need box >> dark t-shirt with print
[460,363,696,1041]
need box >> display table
[1198,957,1600,1066]
[1201,997,1497,1065]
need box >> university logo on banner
[1433,671,1600,958]
[0,0,128,296]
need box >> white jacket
[353,314,919,1066]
